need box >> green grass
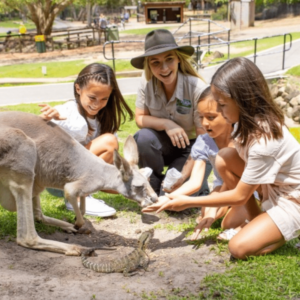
[0,60,86,78]
[0,59,135,78]
[0,83,48,87]
[210,32,300,64]
[0,19,36,30]
[200,242,300,300]
[0,101,65,115]
[122,26,172,35]
[286,65,300,77]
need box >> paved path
[0,77,140,106]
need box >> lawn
[122,26,172,36]
[286,65,300,77]
[0,19,36,30]
[0,59,135,78]
[1,100,300,299]
[206,32,300,64]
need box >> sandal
[217,228,238,241]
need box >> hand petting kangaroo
[0,111,157,255]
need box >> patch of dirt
[0,211,228,300]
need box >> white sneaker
[65,195,116,217]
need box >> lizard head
[138,229,154,250]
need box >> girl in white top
[39,63,134,217]
[144,57,300,259]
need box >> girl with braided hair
[39,63,133,217]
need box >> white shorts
[263,197,300,241]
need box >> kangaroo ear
[113,150,132,182]
[123,135,139,167]
[139,167,153,179]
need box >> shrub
[212,4,228,21]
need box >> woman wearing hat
[131,29,211,196]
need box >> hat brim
[130,45,195,69]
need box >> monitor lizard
[81,229,154,276]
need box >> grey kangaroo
[0,111,157,255]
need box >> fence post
[50,36,54,51]
[227,30,230,60]
[208,20,211,53]
[198,35,201,47]
[282,34,292,70]
[189,18,192,46]
[18,35,22,53]
[282,34,286,70]
[253,38,257,64]
[92,28,95,46]
[111,41,116,71]
[196,45,200,71]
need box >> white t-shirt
[239,125,300,203]
[237,125,300,240]
[51,100,100,145]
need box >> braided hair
[74,63,133,134]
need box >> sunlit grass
[0,19,36,30]
[208,32,300,64]
[0,60,135,78]
[286,65,300,77]
[122,26,172,35]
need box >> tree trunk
[86,1,92,27]
[71,4,77,21]
[4,0,74,35]
[78,8,86,22]
[92,4,99,19]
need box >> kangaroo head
[113,135,157,207]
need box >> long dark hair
[74,63,133,134]
[211,57,284,146]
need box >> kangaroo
[0,111,157,255]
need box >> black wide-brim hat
[130,29,195,69]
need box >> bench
[65,35,95,49]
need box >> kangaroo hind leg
[1,128,83,255]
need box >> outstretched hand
[190,207,218,240]
[190,216,215,240]
[142,196,171,213]
[39,104,66,121]
[142,194,192,213]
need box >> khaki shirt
[136,72,207,140]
